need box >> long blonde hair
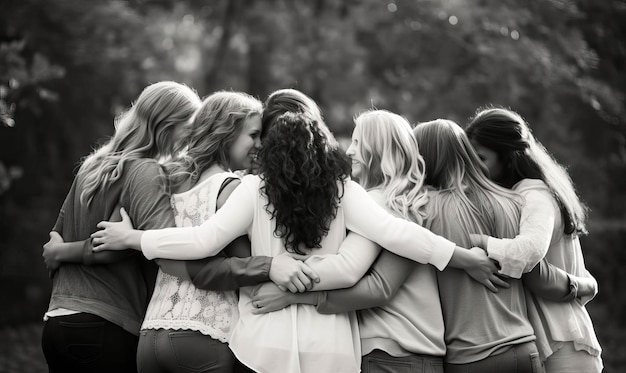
[78,81,201,205]
[353,110,428,224]
[414,119,522,239]
[165,91,263,192]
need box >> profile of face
[470,139,503,181]
[345,126,366,180]
[229,114,262,171]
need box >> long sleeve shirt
[315,190,446,358]
[138,175,457,373]
[48,159,174,335]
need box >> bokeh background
[1,0,625,372]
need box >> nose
[345,143,355,157]
[253,137,262,149]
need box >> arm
[523,259,598,304]
[316,249,413,313]
[303,232,381,291]
[47,206,141,266]
[480,187,555,278]
[92,175,256,258]
[341,181,501,290]
[250,250,414,314]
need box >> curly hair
[257,111,351,254]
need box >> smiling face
[229,114,262,171]
[345,127,367,181]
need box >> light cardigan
[485,179,554,278]
[486,179,602,362]
[316,190,446,358]
[139,175,457,373]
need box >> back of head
[261,89,324,138]
[413,119,522,241]
[258,99,351,254]
[166,90,262,191]
[466,107,587,235]
[353,109,428,223]
[79,81,201,205]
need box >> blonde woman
[41,81,201,372]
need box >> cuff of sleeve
[487,237,524,279]
[314,291,330,314]
[429,238,456,271]
[565,274,578,301]
[141,231,157,260]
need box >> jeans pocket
[59,321,106,363]
[365,356,413,373]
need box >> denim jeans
[444,342,545,373]
[361,349,444,373]
[137,329,235,373]
[41,313,139,373]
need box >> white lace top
[140,172,240,343]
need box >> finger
[49,231,63,241]
[301,265,320,283]
[292,278,306,293]
[285,283,298,293]
[491,276,510,289]
[483,280,498,293]
[120,207,131,222]
[277,285,287,292]
[297,271,312,291]
[96,221,109,229]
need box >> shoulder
[216,173,242,209]
[124,158,164,178]
[513,178,550,194]
[241,174,261,188]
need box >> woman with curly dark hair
[91,89,499,373]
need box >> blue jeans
[361,349,444,373]
[137,329,235,373]
[444,342,545,373]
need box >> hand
[574,276,598,305]
[469,234,488,250]
[464,247,509,293]
[269,252,320,293]
[250,282,294,314]
[91,207,137,251]
[42,231,64,275]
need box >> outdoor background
[1,0,625,372]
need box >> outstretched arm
[341,180,502,291]
[250,249,415,314]
[473,187,555,278]
[92,176,256,258]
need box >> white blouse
[140,175,456,373]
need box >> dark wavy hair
[258,108,351,254]
[466,107,588,235]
